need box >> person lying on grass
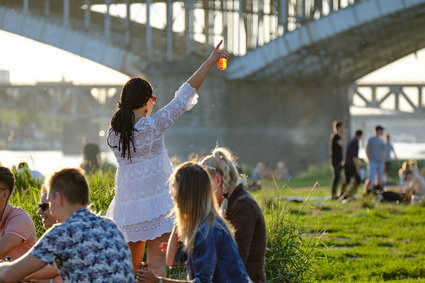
[0,168,134,283]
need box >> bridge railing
[349,84,425,113]
[3,0,363,58]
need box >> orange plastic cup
[218,58,227,70]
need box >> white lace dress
[106,83,198,242]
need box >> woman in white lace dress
[106,41,228,275]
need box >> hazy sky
[0,30,424,84]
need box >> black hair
[108,77,153,160]
[0,166,14,194]
[355,129,363,137]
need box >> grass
[251,161,425,282]
[8,160,425,282]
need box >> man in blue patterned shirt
[0,168,134,283]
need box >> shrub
[262,184,324,282]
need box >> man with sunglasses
[0,166,36,261]
[0,167,133,282]
[24,186,63,282]
[37,186,57,229]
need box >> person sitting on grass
[23,186,63,283]
[201,147,266,283]
[403,170,425,202]
[378,170,425,203]
[136,162,251,283]
[0,168,134,282]
[0,166,36,261]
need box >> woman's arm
[136,268,191,283]
[147,41,228,134]
[165,226,179,267]
[187,40,228,91]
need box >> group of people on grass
[0,42,266,283]
[329,120,425,203]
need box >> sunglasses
[38,202,49,212]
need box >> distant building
[0,69,10,84]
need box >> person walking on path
[329,120,346,199]
[106,41,228,275]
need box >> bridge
[1,0,425,171]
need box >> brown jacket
[226,184,266,283]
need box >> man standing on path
[364,125,386,194]
[340,129,363,200]
[329,120,346,199]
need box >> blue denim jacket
[187,216,250,283]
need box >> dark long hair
[108,77,153,160]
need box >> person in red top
[0,166,36,261]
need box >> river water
[1,142,425,177]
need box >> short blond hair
[201,147,240,212]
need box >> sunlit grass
[8,161,425,282]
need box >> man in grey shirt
[365,125,385,193]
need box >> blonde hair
[169,162,222,253]
[200,147,240,213]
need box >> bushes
[261,184,323,283]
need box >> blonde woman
[201,147,266,283]
[137,162,250,283]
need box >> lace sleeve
[148,82,198,133]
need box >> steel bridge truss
[2,82,424,118]
[350,84,425,113]
[0,83,122,119]
[2,0,360,57]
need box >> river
[1,142,425,176]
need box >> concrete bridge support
[146,60,350,172]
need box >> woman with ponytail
[201,147,267,283]
[106,42,228,275]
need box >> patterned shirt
[31,208,134,283]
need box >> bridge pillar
[146,0,153,56]
[145,60,350,173]
[84,0,91,30]
[104,0,111,39]
[44,0,50,16]
[166,0,173,60]
[63,0,69,27]
[23,0,29,14]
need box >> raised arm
[187,40,228,91]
